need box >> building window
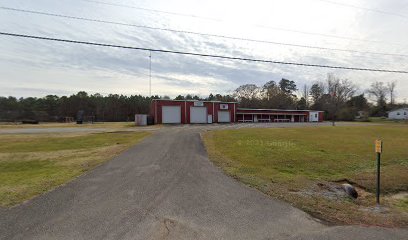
[315,113,318,118]
[397,112,400,115]
[405,112,407,115]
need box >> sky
[0,0,408,102]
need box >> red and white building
[236,108,324,123]
[150,99,324,124]
[151,99,237,124]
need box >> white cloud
[0,0,407,101]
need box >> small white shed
[387,108,408,120]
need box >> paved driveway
[0,125,406,239]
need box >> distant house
[355,111,368,119]
[388,108,408,120]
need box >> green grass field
[0,131,150,207]
[203,125,408,227]
[0,122,141,129]
[367,117,408,124]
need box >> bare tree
[387,81,397,105]
[326,73,356,126]
[233,84,261,108]
[233,84,260,100]
[301,84,309,108]
[367,81,388,105]
[367,81,389,116]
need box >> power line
[82,0,221,22]
[2,6,408,58]
[80,0,404,46]
[253,24,403,47]
[1,31,407,73]
[314,0,408,20]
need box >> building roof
[236,112,308,115]
[237,108,324,112]
[152,99,237,103]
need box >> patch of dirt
[269,180,408,227]
[291,182,355,201]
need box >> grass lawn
[0,122,141,129]
[203,124,408,227]
[367,117,408,125]
[0,131,150,207]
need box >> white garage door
[218,111,231,123]
[190,107,207,123]
[162,106,181,123]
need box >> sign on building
[194,101,204,107]
[220,104,229,110]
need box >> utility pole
[149,51,152,97]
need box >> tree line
[0,91,237,122]
[0,92,154,122]
[0,74,405,122]
[231,74,403,121]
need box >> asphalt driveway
[0,125,406,239]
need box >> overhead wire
[79,0,407,46]
[82,0,221,21]
[1,6,407,58]
[314,0,408,20]
[1,31,407,73]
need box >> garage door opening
[218,111,231,123]
[190,107,207,123]
[162,106,181,124]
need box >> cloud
[0,0,407,101]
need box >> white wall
[309,111,319,122]
[388,109,408,120]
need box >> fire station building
[150,99,323,124]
